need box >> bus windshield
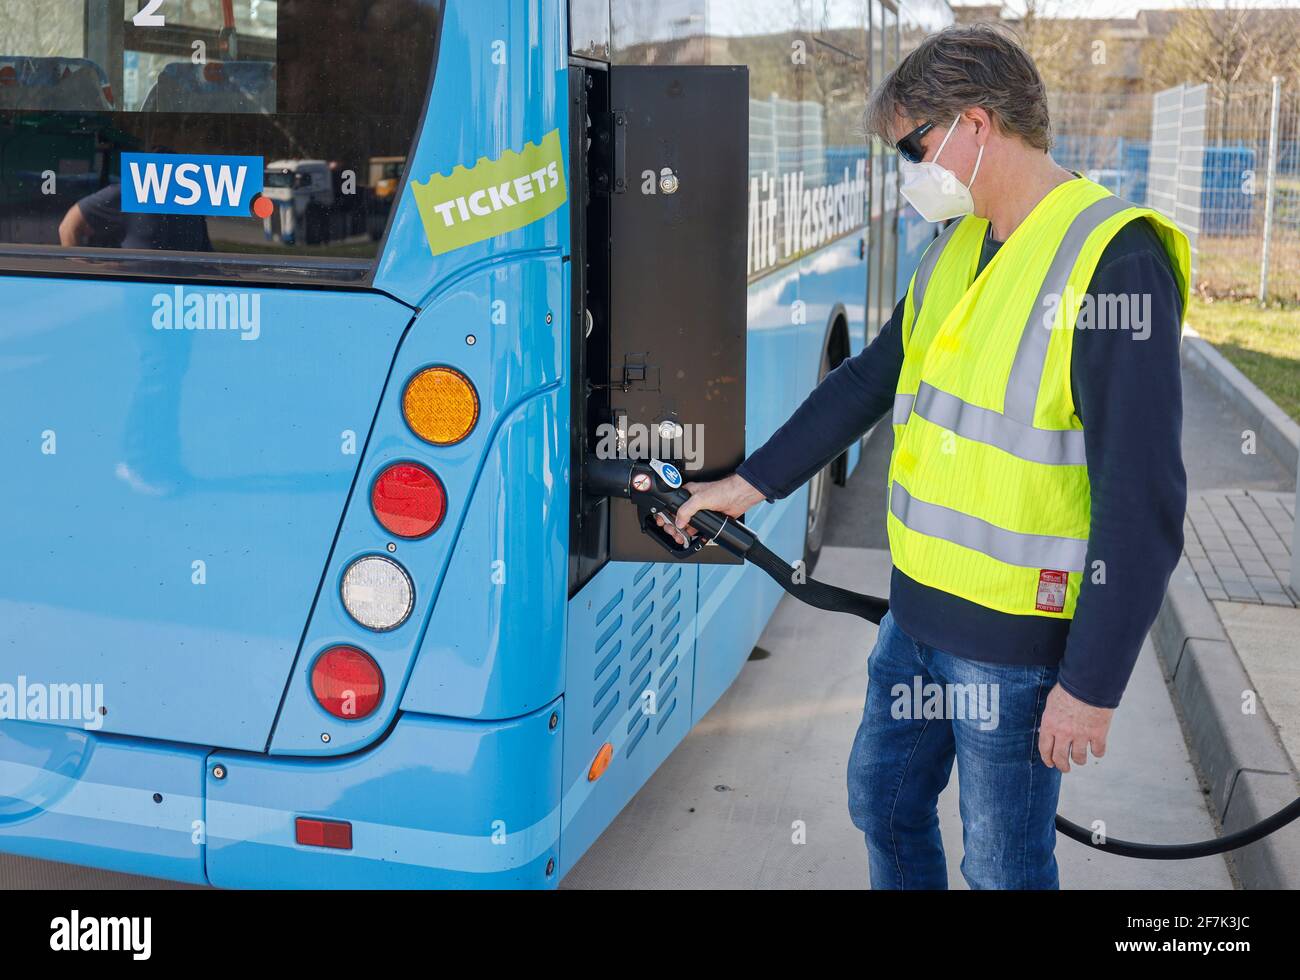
[0,0,444,271]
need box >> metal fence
[1199,80,1300,304]
[1050,92,1155,201]
[1050,83,1300,305]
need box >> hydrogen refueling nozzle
[585,457,889,623]
[584,456,758,561]
[585,455,1300,861]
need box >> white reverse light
[341,555,414,632]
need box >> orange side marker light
[588,742,614,782]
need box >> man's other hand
[1038,683,1114,773]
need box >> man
[660,24,1189,889]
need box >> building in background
[947,4,1300,302]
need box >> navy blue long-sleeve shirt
[736,216,1186,709]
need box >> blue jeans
[846,611,1062,889]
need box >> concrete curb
[1151,558,1300,888]
[1182,335,1300,476]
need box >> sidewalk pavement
[1186,490,1296,607]
[1151,344,1300,889]
[1153,543,1300,890]
[1183,489,1299,775]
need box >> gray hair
[865,23,1052,151]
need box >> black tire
[802,338,835,574]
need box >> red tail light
[371,462,446,539]
[311,646,383,720]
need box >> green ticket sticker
[411,129,568,257]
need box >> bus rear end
[1,0,917,889]
[0,0,578,887]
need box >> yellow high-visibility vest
[887,176,1190,619]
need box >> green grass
[1198,234,1300,304]
[1188,297,1300,422]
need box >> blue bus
[0,0,950,888]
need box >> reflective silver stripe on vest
[911,382,1085,466]
[892,393,915,426]
[910,216,967,319]
[890,482,1088,571]
[1003,194,1133,423]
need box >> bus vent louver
[588,563,685,759]
[624,563,683,757]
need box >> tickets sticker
[411,129,567,257]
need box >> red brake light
[371,462,446,539]
[296,817,352,850]
[311,646,383,720]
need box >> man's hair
[865,23,1052,151]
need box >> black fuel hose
[587,458,1300,861]
[744,537,889,624]
[1054,799,1300,859]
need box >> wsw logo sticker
[122,152,268,218]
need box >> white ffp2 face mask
[898,115,984,223]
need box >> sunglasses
[895,121,934,164]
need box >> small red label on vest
[1036,569,1068,612]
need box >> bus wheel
[803,339,835,574]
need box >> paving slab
[1214,600,1300,772]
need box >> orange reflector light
[295,817,353,850]
[403,367,479,445]
[588,742,613,782]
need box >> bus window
[611,2,868,282]
[126,0,278,113]
[570,0,610,60]
[0,2,277,115]
[0,0,444,278]
[0,57,114,112]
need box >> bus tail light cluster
[341,555,414,631]
[319,366,476,723]
[372,462,446,539]
[311,646,384,720]
[402,366,479,445]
